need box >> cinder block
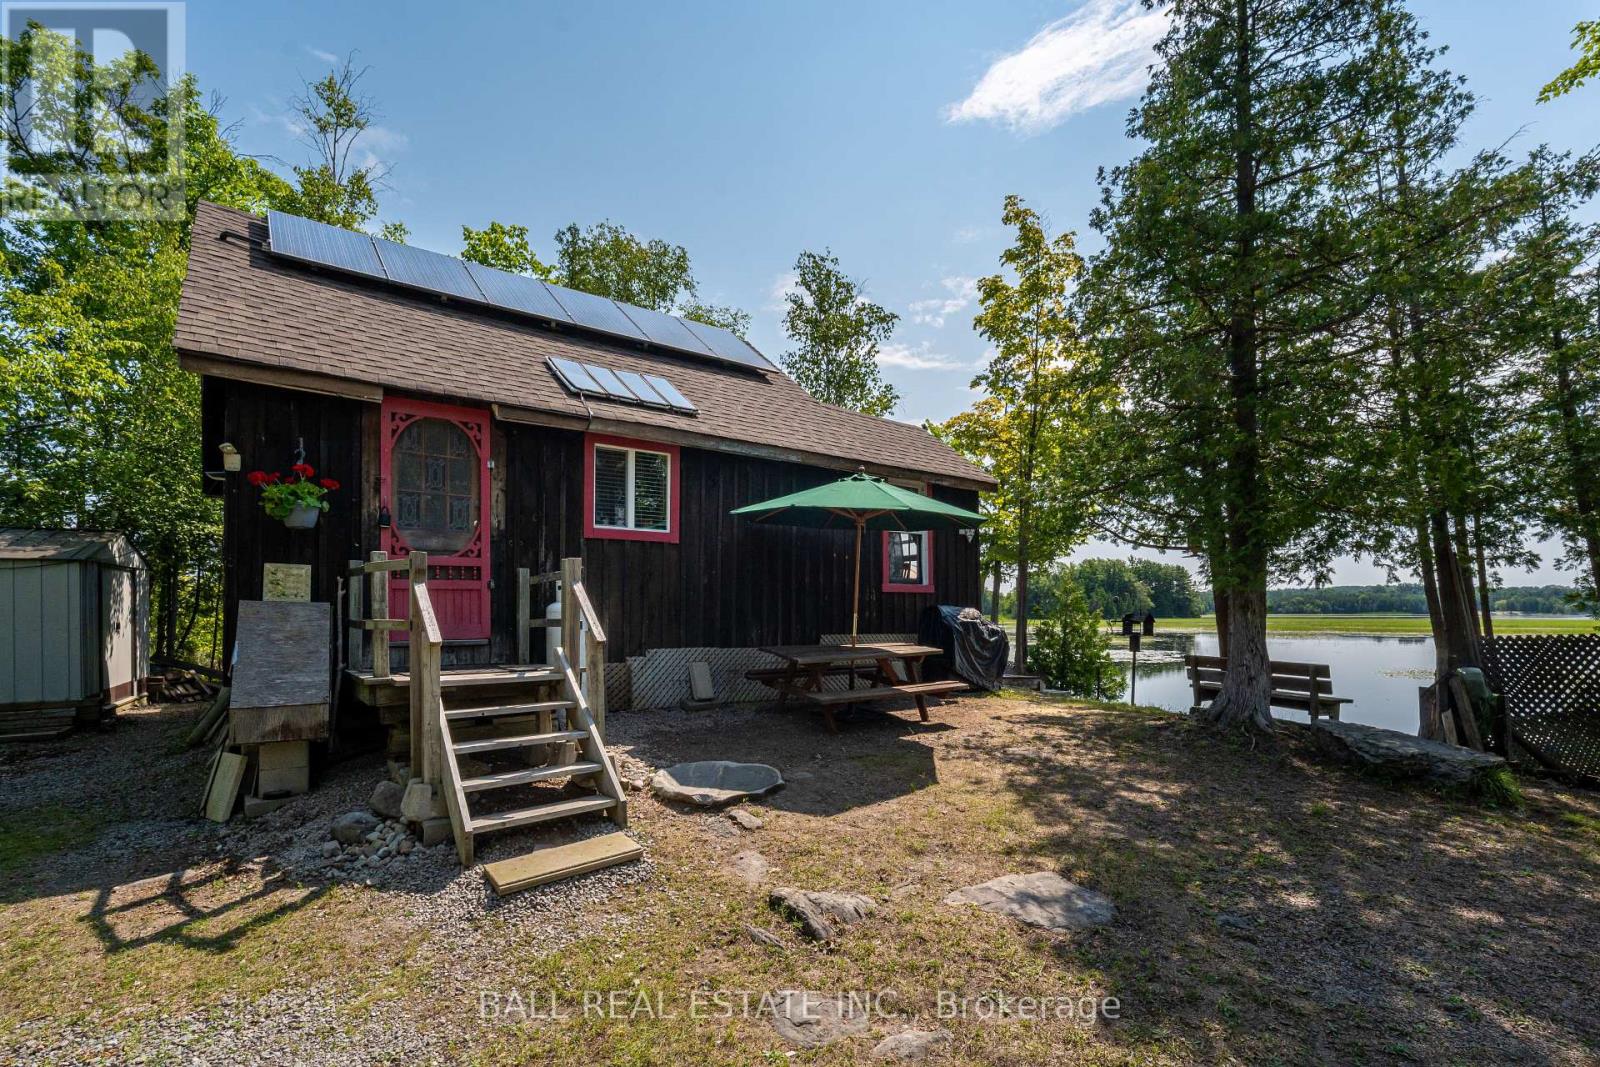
[258,764,310,795]
[419,817,453,847]
[258,740,309,771]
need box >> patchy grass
[3,695,1600,1065]
[0,806,105,881]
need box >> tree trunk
[989,561,1002,624]
[1554,352,1600,602]
[1429,509,1480,674]
[1415,518,1449,676]
[1471,513,1495,640]
[1013,508,1031,674]
[1452,514,1481,645]
[1203,0,1272,733]
[1211,578,1231,660]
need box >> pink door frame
[379,396,492,641]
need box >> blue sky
[179,0,1598,583]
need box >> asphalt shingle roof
[174,202,995,489]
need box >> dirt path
[2,694,1598,1065]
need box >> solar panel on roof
[585,363,640,401]
[680,318,779,372]
[544,284,648,341]
[615,369,669,408]
[268,210,387,280]
[549,357,602,394]
[373,238,485,301]
[464,262,573,322]
[642,373,697,413]
[617,304,716,356]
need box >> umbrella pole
[851,519,863,646]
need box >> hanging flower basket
[247,463,341,529]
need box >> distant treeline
[990,569,1583,620]
[1264,584,1582,615]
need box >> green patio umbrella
[731,470,986,644]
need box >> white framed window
[587,436,677,541]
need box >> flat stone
[769,886,874,941]
[729,850,771,885]
[401,780,445,821]
[728,808,765,831]
[418,816,453,848]
[873,1028,952,1061]
[369,780,405,819]
[1310,719,1507,788]
[652,761,784,807]
[319,841,340,859]
[944,872,1115,932]
[331,810,380,846]
[767,990,872,1048]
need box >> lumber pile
[150,668,219,704]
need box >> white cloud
[877,342,969,372]
[909,275,979,328]
[307,46,340,65]
[765,271,800,312]
[946,0,1166,134]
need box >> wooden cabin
[175,203,994,715]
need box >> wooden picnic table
[751,642,967,732]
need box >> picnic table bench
[749,643,967,732]
[1186,654,1351,720]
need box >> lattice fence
[1482,635,1600,779]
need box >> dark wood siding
[211,377,983,665]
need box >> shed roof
[174,202,996,490]
[0,528,139,564]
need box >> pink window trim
[882,529,935,593]
[583,432,681,544]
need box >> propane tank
[544,582,586,670]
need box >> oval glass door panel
[392,417,479,553]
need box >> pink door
[380,397,491,641]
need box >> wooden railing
[515,558,608,739]
[344,549,424,679]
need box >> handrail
[570,580,608,646]
[411,580,443,646]
[554,645,627,827]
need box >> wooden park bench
[1185,655,1352,721]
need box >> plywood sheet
[204,752,247,822]
[231,601,330,742]
[484,832,642,896]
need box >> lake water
[1107,632,1436,734]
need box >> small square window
[585,435,680,543]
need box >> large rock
[331,810,380,846]
[873,1028,952,1061]
[769,886,874,941]
[652,761,784,807]
[1309,719,1506,788]
[944,872,1115,932]
[767,990,872,1048]
[369,780,405,819]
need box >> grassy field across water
[1149,614,1595,636]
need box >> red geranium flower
[319,478,340,491]
[265,471,281,483]
[291,462,315,478]
[246,470,268,486]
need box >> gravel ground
[0,700,658,1065]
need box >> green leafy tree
[1081,0,1429,732]
[1129,558,1205,617]
[680,300,752,338]
[1028,582,1125,700]
[554,220,695,311]
[1541,20,1600,101]
[1067,559,1152,620]
[0,31,292,663]
[952,195,1103,672]
[460,220,554,279]
[780,249,899,416]
[278,56,400,234]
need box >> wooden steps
[484,832,643,896]
[469,795,618,834]
[460,760,603,793]
[444,699,573,722]
[450,728,586,756]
